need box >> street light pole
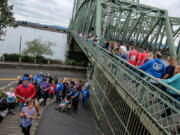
[19,35,22,64]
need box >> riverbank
[19,25,67,34]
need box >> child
[3,87,16,114]
[55,98,70,112]
[49,80,56,100]
[81,86,90,108]
[56,79,64,103]
[20,100,36,135]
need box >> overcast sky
[9,0,180,27]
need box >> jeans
[82,98,88,108]
[56,93,61,103]
[41,91,49,106]
[19,102,25,112]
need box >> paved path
[36,102,101,135]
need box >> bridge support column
[165,11,177,59]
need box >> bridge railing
[70,31,180,135]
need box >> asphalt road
[36,102,101,135]
[0,68,86,87]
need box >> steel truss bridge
[68,0,180,134]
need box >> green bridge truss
[70,0,180,60]
[69,0,180,134]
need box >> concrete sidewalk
[36,102,102,135]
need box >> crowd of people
[1,73,90,135]
[78,32,180,115]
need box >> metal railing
[70,31,180,135]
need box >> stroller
[0,97,8,123]
[55,98,71,112]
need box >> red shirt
[78,83,82,92]
[15,84,36,103]
[129,50,139,66]
[49,84,56,94]
[137,51,148,66]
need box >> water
[0,26,67,61]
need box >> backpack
[0,97,8,111]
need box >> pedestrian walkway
[0,99,54,135]
[36,102,102,135]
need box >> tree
[23,38,55,62]
[0,0,16,40]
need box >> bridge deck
[36,102,101,135]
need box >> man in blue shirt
[138,52,166,83]
[56,79,64,103]
[81,86,90,108]
[33,73,43,86]
[67,86,79,110]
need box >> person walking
[20,100,36,135]
[40,78,50,106]
[81,86,90,108]
[15,77,36,113]
[49,80,56,100]
[56,79,64,103]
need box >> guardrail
[71,31,180,135]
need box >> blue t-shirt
[82,89,90,99]
[138,58,166,78]
[33,76,43,86]
[56,83,64,93]
[69,91,79,97]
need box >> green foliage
[23,38,55,57]
[65,58,88,67]
[0,0,16,40]
[0,90,6,98]
[3,53,63,64]
[3,53,19,61]
[66,51,88,62]
[36,56,48,64]
[22,55,34,63]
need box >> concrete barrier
[0,62,87,72]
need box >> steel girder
[70,0,180,59]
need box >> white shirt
[5,92,16,103]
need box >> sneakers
[8,110,16,115]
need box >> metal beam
[95,0,102,36]
[139,18,161,48]
[165,11,177,59]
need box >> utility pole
[19,36,22,64]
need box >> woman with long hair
[161,65,180,97]
[159,65,180,118]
